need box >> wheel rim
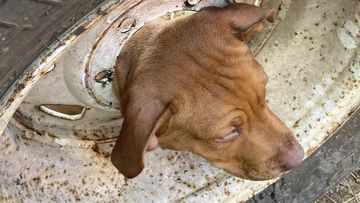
[0,0,359,202]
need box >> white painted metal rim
[0,0,359,202]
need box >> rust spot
[73,26,87,37]
[94,70,114,84]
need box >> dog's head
[111,3,304,180]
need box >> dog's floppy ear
[206,3,275,40]
[111,85,172,178]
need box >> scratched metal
[0,0,359,202]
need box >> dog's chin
[223,168,283,181]
[244,173,280,181]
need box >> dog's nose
[279,143,304,172]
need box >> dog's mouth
[221,166,282,181]
[240,164,284,180]
[241,155,304,180]
[245,169,283,181]
[212,154,303,181]
[212,160,283,181]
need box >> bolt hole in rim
[0,0,359,202]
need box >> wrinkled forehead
[181,91,243,132]
[182,67,268,123]
[239,60,268,84]
[185,93,228,119]
[179,92,228,126]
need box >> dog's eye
[215,129,240,143]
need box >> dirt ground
[317,169,360,203]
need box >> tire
[0,0,104,100]
[0,0,359,202]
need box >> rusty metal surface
[0,0,359,202]
[12,0,233,141]
[0,0,120,136]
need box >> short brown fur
[111,3,304,180]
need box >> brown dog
[111,3,304,180]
